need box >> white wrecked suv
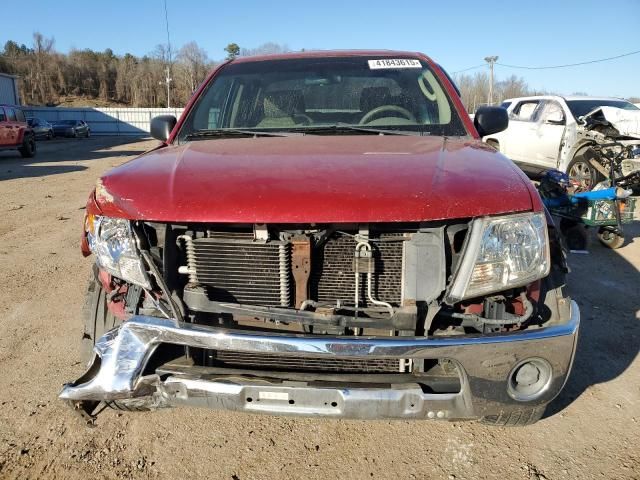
[484,95,640,190]
[60,51,580,426]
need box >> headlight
[447,212,550,302]
[86,214,151,289]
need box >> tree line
[0,34,298,107]
[1,34,635,109]
[0,33,216,107]
[453,71,541,112]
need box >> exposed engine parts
[577,107,640,188]
[105,222,552,338]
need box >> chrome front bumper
[60,300,580,421]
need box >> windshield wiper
[185,125,428,140]
[288,124,427,136]
[185,128,300,140]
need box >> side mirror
[150,115,177,142]
[545,112,565,125]
[474,106,508,137]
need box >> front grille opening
[201,350,408,374]
[153,347,463,393]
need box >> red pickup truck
[0,105,36,157]
[61,51,579,426]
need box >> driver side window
[535,101,565,124]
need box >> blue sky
[3,0,639,97]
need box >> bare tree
[31,32,56,104]
[177,41,209,95]
[454,71,532,112]
[496,75,529,102]
[454,71,490,112]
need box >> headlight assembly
[446,212,550,302]
[86,214,151,289]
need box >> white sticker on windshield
[368,59,421,69]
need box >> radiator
[191,237,291,306]
[187,230,405,308]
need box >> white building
[0,73,20,105]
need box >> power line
[497,49,640,70]
[451,49,640,75]
[451,64,485,74]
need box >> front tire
[80,267,149,412]
[567,151,603,191]
[18,135,36,158]
[80,266,121,365]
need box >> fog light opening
[507,358,552,401]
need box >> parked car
[60,51,579,427]
[52,119,91,138]
[0,104,36,157]
[484,95,640,189]
[27,117,54,140]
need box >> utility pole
[163,0,172,108]
[484,56,498,105]
[165,66,172,108]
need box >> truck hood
[96,135,536,223]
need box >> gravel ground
[0,137,638,479]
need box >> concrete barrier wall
[21,107,185,136]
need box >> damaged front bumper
[60,300,580,422]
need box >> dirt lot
[0,137,638,479]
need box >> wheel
[567,151,603,191]
[86,129,91,138]
[481,406,545,426]
[18,135,36,158]
[47,130,53,140]
[80,265,122,366]
[597,226,625,249]
[72,129,78,138]
[80,266,149,412]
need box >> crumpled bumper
[60,301,579,421]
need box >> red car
[61,51,579,426]
[0,105,36,157]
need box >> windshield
[57,120,76,125]
[178,57,466,141]
[566,99,639,119]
